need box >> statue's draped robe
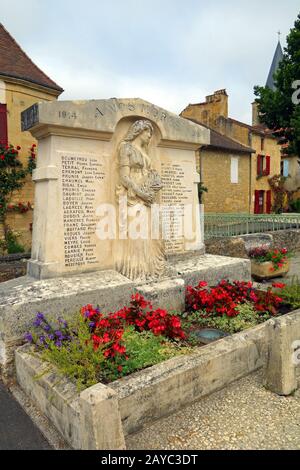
[115,141,165,281]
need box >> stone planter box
[251,260,290,280]
[14,308,300,450]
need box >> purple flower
[89,322,95,329]
[55,341,62,348]
[43,324,51,333]
[39,335,46,344]
[55,330,65,340]
[24,332,33,343]
[48,334,55,341]
[33,312,46,328]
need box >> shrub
[277,277,300,310]
[186,303,271,336]
[5,227,25,254]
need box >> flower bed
[25,294,190,389]
[24,279,300,391]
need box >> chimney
[252,101,260,126]
[205,89,228,118]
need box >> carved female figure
[115,119,166,281]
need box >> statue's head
[124,119,153,146]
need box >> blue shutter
[283,160,289,177]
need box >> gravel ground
[126,370,300,450]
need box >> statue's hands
[138,190,154,206]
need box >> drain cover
[193,328,229,345]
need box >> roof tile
[0,23,63,94]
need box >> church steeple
[266,39,283,91]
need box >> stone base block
[136,278,185,312]
[264,315,300,396]
[169,253,251,287]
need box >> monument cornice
[21,98,210,146]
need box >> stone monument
[0,98,251,379]
[21,98,208,280]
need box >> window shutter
[231,157,239,184]
[257,154,262,176]
[254,190,260,214]
[0,104,8,146]
[266,190,272,214]
[266,155,271,176]
[283,160,289,177]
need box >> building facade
[181,89,282,214]
[0,23,63,249]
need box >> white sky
[1,0,299,123]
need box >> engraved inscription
[58,111,77,119]
[61,154,105,268]
[161,162,193,254]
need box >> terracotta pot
[251,260,290,280]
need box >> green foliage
[36,316,190,391]
[183,303,271,336]
[279,276,300,310]
[4,227,25,254]
[254,13,300,156]
[290,198,300,213]
[40,315,104,390]
[198,182,208,203]
[0,144,27,221]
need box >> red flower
[272,283,286,289]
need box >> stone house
[0,23,63,249]
[186,118,255,213]
[181,89,281,214]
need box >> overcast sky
[1,0,299,123]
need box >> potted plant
[248,246,292,280]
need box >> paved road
[0,381,51,450]
[126,370,300,450]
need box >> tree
[254,13,300,156]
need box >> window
[231,156,239,184]
[0,103,8,145]
[257,154,271,177]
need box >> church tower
[266,39,284,91]
[252,37,283,125]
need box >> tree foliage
[254,13,300,156]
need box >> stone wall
[200,148,251,213]
[205,230,300,258]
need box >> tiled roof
[0,23,63,94]
[184,117,255,154]
[227,118,274,137]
